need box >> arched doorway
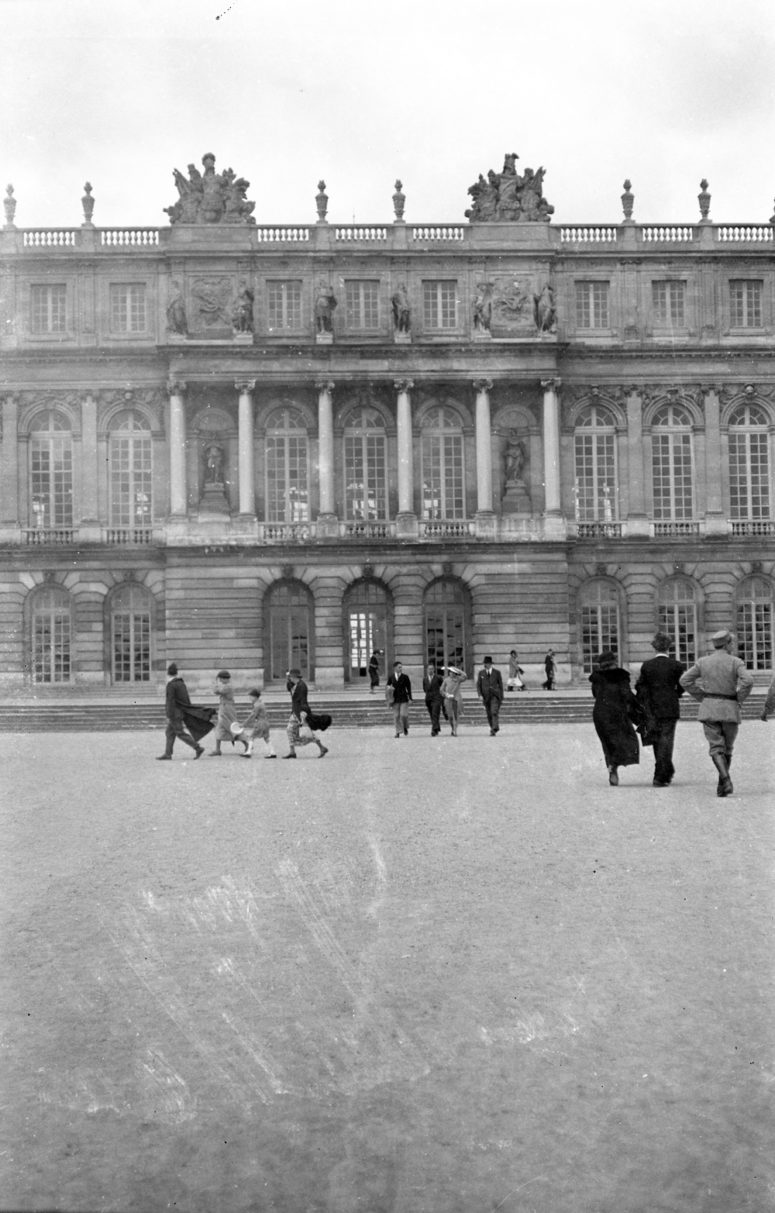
[342,581,392,685]
[266,581,313,681]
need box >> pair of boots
[712,752,733,798]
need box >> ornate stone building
[1,156,773,692]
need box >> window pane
[31,284,67,333]
[729,408,770,520]
[110,284,147,333]
[265,411,309,522]
[267,281,302,331]
[652,281,685,327]
[730,280,762,328]
[30,433,73,526]
[576,281,609,328]
[423,282,457,330]
[109,425,153,527]
[345,281,380,330]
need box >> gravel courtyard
[1,719,773,1213]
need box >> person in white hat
[679,629,754,796]
[440,665,467,736]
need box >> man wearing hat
[476,656,504,736]
[680,629,754,796]
[635,633,686,786]
[157,662,208,760]
[284,668,328,758]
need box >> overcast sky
[2,0,774,230]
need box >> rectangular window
[730,280,762,328]
[30,436,73,526]
[574,433,617,521]
[110,435,153,528]
[30,284,67,334]
[344,280,380,330]
[112,612,151,682]
[267,281,302,331]
[344,432,387,519]
[652,433,694,520]
[729,431,770,519]
[110,284,147,333]
[265,435,309,523]
[575,281,609,329]
[423,281,457,330]
[652,281,686,327]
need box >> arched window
[580,580,620,674]
[573,404,618,522]
[651,403,694,521]
[423,578,471,673]
[657,578,698,665]
[343,407,387,521]
[108,410,153,532]
[342,580,392,684]
[735,576,773,671]
[421,407,465,520]
[29,410,73,528]
[31,585,72,683]
[110,582,152,683]
[266,581,312,680]
[728,403,770,521]
[265,407,309,523]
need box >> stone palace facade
[1,159,773,692]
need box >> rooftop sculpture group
[164,153,256,225]
[465,153,554,223]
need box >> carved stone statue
[473,282,493,332]
[166,281,188,335]
[164,153,256,225]
[391,283,411,332]
[203,442,225,485]
[534,284,556,333]
[232,285,254,333]
[504,431,527,486]
[465,153,555,223]
[314,284,337,333]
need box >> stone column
[236,380,256,517]
[80,393,99,531]
[0,396,19,531]
[168,379,188,517]
[473,379,494,514]
[541,378,562,518]
[395,379,418,537]
[316,380,335,516]
[624,388,649,538]
[702,387,727,535]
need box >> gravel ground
[1,719,774,1213]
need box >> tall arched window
[421,407,465,519]
[29,410,73,529]
[266,581,312,680]
[110,582,152,683]
[343,407,387,521]
[651,403,694,521]
[728,403,771,521]
[573,403,618,523]
[735,576,773,671]
[342,580,391,684]
[265,407,309,523]
[423,578,471,673]
[580,580,620,673]
[657,578,698,665]
[108,410,153,532]
[31,585,72,683]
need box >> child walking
[232,689,277,759]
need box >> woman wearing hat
[210,669,240,756]
[440,665,467,736]
[590,650,642,785]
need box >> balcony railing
[104,526,154,545]
[730,519,775,536]
[23,527,75,545]
[575,521,623,539]
[651,520,702,537]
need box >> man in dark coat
[635,632,686,787]
[476,655,504,735]
[284,668,328,758]
[422,662,444,736]
[387,660,413,737]
[157,662,211,760]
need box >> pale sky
[2,0,774,230]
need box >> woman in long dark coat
[590,650,641,785]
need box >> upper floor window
[265,407,309,523]
[729,280,762,329]
[575,281,609,329]
[651,403,694,520]
[29,410,73,528]
[110,283,147,334]
[344,281,380,331]
[573,404,618,522]
[108,411,153,529]
[421,407,465,518]
[728,402,770,520]
[652,281,686,328]
[423,281,457,331]
[267,281,302,332]
[343,407,388,520]
[30,284,67,334]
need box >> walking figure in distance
[476,655,504,736]
[423,661,444,736]
[679,628,753,796]
[635,632,685,787]
[590,650,642,786]
[210,670,240,755]
[156,662,211,760]
[368,650,381,693]
[507,649,525,691]
[387,660,413,737]
[232,689,277,759]
[284,668,329,758]
[542,649,556,690]
[441,665,467,736]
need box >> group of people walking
[591,628,759,796]
[387,655,510,738]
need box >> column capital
[235,379,256,394]
[394,378,414,393]
[541,377,562,393]
[472,378,493,393]
[167,378,187,396]
[315,380,335,394]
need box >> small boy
[231,689,277,759]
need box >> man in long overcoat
[157,662,212,760]
[476,655,504,735]
[679,628,754,796]
[635,632,685,786]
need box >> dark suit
[476,666,504,734]
[163,675,202,755]
[635,654,686,784]
[423,670,444,735]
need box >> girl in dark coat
[590,650,641,785]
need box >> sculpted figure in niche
[503,430,528,488]
[473,282,493,332]
[534,284,556,333]
[203,442,225,485]
[232,285,255,333]
[315,283,338,333]
[166,281,188,335]
[391,283,411,332]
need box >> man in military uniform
[679,629,754,797]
